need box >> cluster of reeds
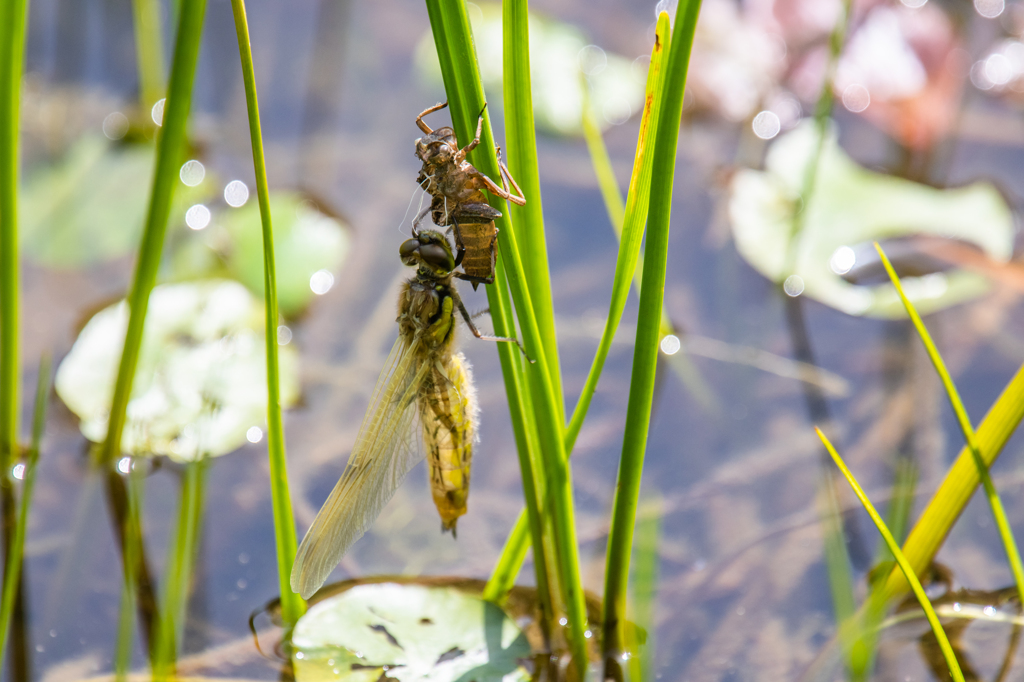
[1,0,1023,681]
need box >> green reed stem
[492,6,586,669]
[100,0,208,466]
[600,4,700,678]
[883,361,1024,605]
[581,95,716,412]
[502,0,562,409]
[114,469,145,681]
[153,460,207,680]
[876,244,1024,605]
[850,455,918,681]
[483,511,529,603]
[0,356,47,667]
[567,13,668,458]
[131,0,166,112]
[626,498,661,682]
[424,0,586,671]
[816,428,965,682]
[0,0,29,471]
[229,0,305,624]
[781,0,850,278]
[482,261,551,621]
[488,13,688,610]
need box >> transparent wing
[291,335,430,599]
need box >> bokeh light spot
[179,159,205,187]
[102,112,129,140]
[185,204,211,230]
[752,111,781,140]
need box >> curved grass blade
[566,13,670,455]
[100,0,208,465]
[229,0,305,624]
[581,91,716,411]
[602,3,703,677]
[875,243,1024,607]
[482,511,529,605]
[816,428,965,682]
[0,0,29,470]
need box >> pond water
[10,0,1024,680]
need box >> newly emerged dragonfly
[414,101,526,288]
[291,229,522,600]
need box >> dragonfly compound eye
[418,242,454,272]
[399,238,421,265]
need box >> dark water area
[10,0,1024,680]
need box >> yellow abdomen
[419,352,478,531]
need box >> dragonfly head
[415,127,458,166]
[400,230,455,277]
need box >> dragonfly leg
[457,105,487,161]
[416,101,448,134]
[452,287,529,358]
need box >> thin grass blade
[114,468,145,680]
[229,0,306,624]
[566,14,670,453]
[0,0,29,469]
[131,0,166,112]
[875,243,1024,607]
[816,428,965,682]
[580,98,717,412]
[601,3,702,678]
[782,0,851,276]
[626,497,661,682]
[503,0,562,409]
[0,356,48,667]
[100,0,209,465]
[153,459,208,680]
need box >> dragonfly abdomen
[420,353,478,531]
[454,220,497,285]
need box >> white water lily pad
[20,135,215,268]
[209,192,349,317]
[415,3,644,136]
[55,280,299,461]
[729,120,1014,318]
[292,583,531,682]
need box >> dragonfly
[414,101,526,288]
[291,228,523,600]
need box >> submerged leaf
[192,191,349,317]
[291,583,531,682]
[414,2,644,136]
[20,135,215,268]
[55,280,299,461]
[729,120,1014,318]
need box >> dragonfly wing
[291,336,430,600]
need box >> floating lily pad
[415,2,644,136]
[20,135,216,268]
[206,192,349,317]
[55,280,299,461]
[291,583,531,682]
[729,120,1014,318]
